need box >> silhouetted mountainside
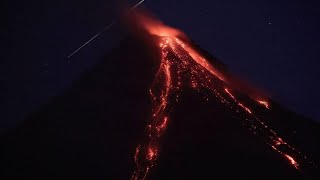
[1,34,319,179]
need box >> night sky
[3,0,320,130]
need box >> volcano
[1,11,320,179]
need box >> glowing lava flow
[131,21,314,179]
[258,100,270,109]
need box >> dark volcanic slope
[1,35,320,179]
[1,36,159,179]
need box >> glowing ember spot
[271,145,300,170]
[191,81,197,88]
[258,100,270,109]
[285,154,299,170]
[275,137,284,145]
[147,147,157,161]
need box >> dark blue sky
[2,0,320,130]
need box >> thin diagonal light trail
[67,21,115,58]
[67,0,145,58]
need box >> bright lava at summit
[130,12,314,180]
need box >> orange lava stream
[258,100,270,109]
[131,34,312,179]
[225,88,252,114]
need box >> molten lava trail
[131,35,314,179]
